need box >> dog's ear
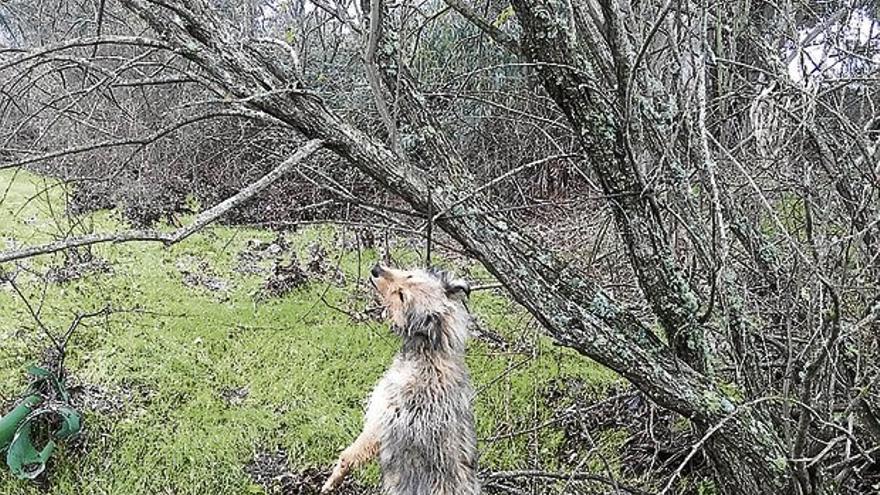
[428,266,470,301]
[403,310,443,350]
[444,278,470,302]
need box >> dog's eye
[398,291,405,302]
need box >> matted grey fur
[322,264,479,495]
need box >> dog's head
[370,264,470,352]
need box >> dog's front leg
[321,422,379,493]
[323,373,394,492]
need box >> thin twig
[4,276,62,352]
[426,187,433,266]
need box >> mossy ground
[0,169,621,494]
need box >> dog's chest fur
[370,351,479,494]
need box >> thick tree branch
[0,35,171,71]
[509,0,710,374]
[363,0,399,152]
[441,0,520,55]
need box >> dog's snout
[371,263,383,278]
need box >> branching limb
[0,139,324,264]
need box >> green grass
[0,169,620,494]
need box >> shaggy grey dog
[322,264,479,495]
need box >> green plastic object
[0,396,42,448]
[51,406,81,439]
[0,367,82,479]
[6,422,56,479]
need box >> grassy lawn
[0,169,620,494]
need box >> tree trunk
[506,0,713,375]
[506,0,790,491]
